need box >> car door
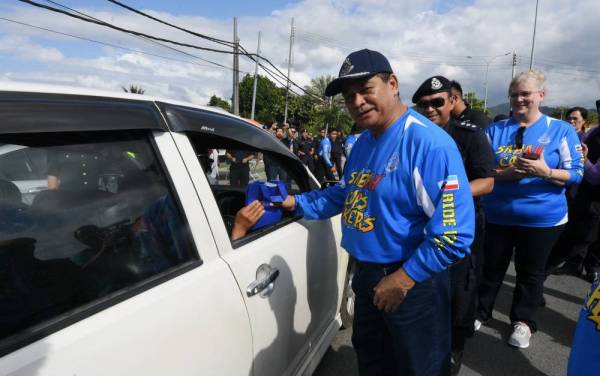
[165,108,348,376]
[0,96,253,375]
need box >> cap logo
[431,78,442,90]
[340,58,354,77]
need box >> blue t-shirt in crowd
[344,133,361,157]
[295,109,475,282]
[483,115,584,227]
[568,276,600,375]
[319,137,333,167]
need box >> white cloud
[0,35,64,62]
[0,0,599,109]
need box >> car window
[0,149,38,181]
[24,147,48,179]
[189,134,303,242]
[0,131,197,344]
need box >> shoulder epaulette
[455,120,479,131]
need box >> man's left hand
[373,267,415,313]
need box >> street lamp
[467,52,511,111]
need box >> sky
[1,0,599,110]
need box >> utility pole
[232,17,240,115]
[251,31,261,121]
[467,52,510,111]
[512,51,517,78]
[283,18,294,125]
[529,0,539,70]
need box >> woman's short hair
[509,69,546,94]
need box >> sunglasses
[515,126,526,149]
[416,97,445,109]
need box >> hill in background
[487,103,599,124]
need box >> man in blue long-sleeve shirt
[318,128,337,182]
[280,49,475,376]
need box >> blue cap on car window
[245,181,288,230]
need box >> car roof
[0,82,308,182]
[0,81,236,118]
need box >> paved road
[314,262,590,376]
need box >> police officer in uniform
[413,75,496,375]
[450,80,491,129]
[297,129,316,174]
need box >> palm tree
[305,75,344,109]
[122,85,146,94]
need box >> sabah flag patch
[443,175,460,191]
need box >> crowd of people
[261,120,362,185]
[232,48,599,375]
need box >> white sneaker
[474,319,483,331]
[508,321,531,348]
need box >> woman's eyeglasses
[415,97,445,109]
[509,91,539,100]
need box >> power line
[21,0,320,101]
[106,0,234,48]
[0,16,247,73]
[18,0,241,55]
[39,0,237,72]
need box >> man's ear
[389,73,400,92]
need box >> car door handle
[246,264,279,297]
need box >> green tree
[239,74,286,125]
[549,106,569,120]
[464,91,491,117]
[122,85,145,94]
[303,75,351,133]
[208,95,231,112]
[587,110,598,126]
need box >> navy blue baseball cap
[324,49,393,97]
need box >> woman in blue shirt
[476,69,584,349]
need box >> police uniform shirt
[229,150,254,166]
[442,119,496,183]
[457,107,491,129]
[298,138,314,155]
[331,137,344,157]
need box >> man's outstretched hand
[279,195,296,211]
[231,200,265,240]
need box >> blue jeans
[351,264,451,376]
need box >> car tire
[340,259,356,329]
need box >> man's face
[275,128,285,139]
[450,88,462,103]
[288,128,297,138]
[341,74,399,130]
[329,131,338,140]
[301,130,309,139]
[415,92,454,126]
[567,110,586,132]
[319,130,325,138]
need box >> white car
[0,83,352,376]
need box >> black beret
[412,75,452,104]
